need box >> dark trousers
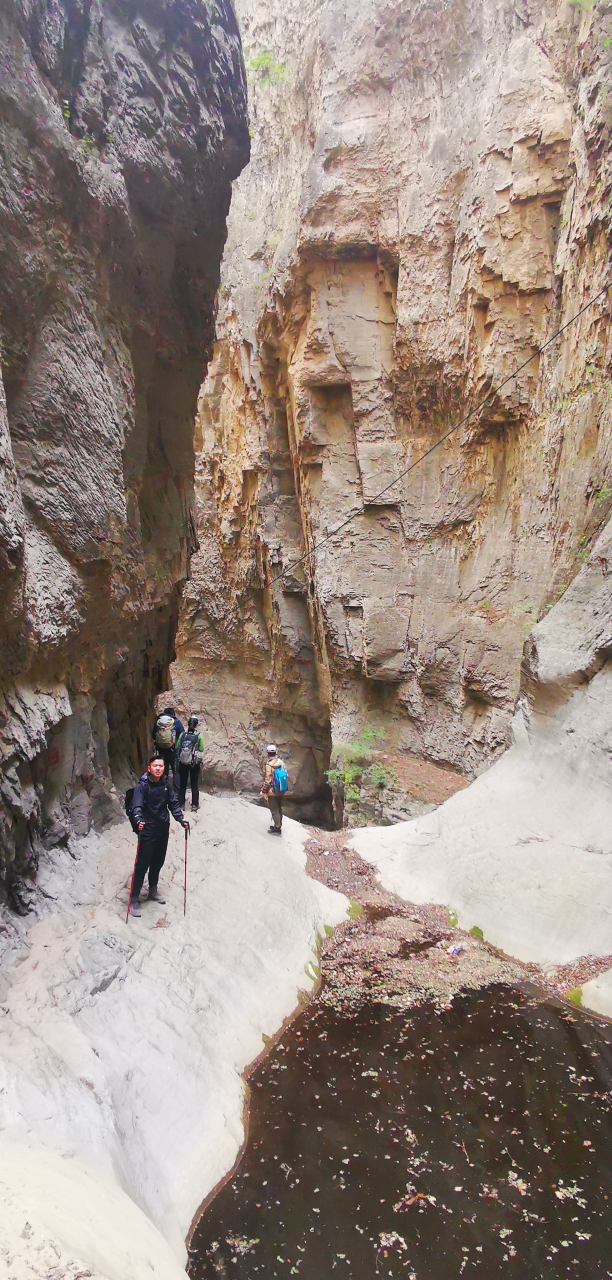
[268,794,283,829]
[131,824,170,900]
[158,748,176,786]
[178,763,200,809]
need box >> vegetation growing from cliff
[249,51,290,85]
[326,727,395,804]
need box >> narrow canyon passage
[3,0,612,1276]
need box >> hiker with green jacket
[176,716,205,810]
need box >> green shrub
[78,132,100,159]
[565,987,583,1007]
[249,51,290,84]
[326,726,395,804]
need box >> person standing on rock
[176,716,205,811]
[129,755,189,915]
[151,706,184,785]
[261,743,288,835]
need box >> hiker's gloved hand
[183,821,190,832]
[137,822,145,832]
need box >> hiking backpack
[125,784,145,833]
[272,764,288,795]
[155,714,176,748]
[178,731,199,766]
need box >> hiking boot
[148,887,166,903]
[129,898,142,917]
[269,827,282,835]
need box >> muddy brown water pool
[188,986,612,1279]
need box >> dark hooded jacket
[132,772,184,828]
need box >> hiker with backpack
[261,743,288,834]
[176,716,205,810]
[151,706,184,784]
[126,755,189,916]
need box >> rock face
[171,0,612,823]
[0,0,249,896]
[350,513,612,974]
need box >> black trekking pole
[183,824,189,917]
[126,836,140,925]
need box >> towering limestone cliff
[171,0,612,824]
[0,0,249,903]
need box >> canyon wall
[352,508,612,973]
[171,0,612,824]
[0,0,249,904]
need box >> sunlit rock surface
[351,517,612,974]
[171,0,612,824]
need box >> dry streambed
[302,832,612,1013]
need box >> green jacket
[175,730,205,762]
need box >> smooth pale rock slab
[581,969,612,1020]
[350,672,612,968]
[0,797,347,1275]
[0,1144,186,1280]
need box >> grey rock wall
[0,0,249,900]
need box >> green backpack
[155,715,176,748]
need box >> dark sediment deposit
[189,987,612,1280]
[188,836,612,1280]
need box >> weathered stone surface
[0,0,248,887]
[170,0,612,824]
[0,801,346,1270]
[350,513,612,970]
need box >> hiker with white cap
[260,743,288,834]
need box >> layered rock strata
[0,0,249,898]
[171,0,612,823]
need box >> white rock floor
[350,692,612,1015]
[0,798,347,1279]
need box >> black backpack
[178,731,199,766]
[125,781,148,833]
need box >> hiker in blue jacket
[129,756,188,915]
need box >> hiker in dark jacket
[129,755,188,916]
[151,706,184,784]
[176,716,205,811]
